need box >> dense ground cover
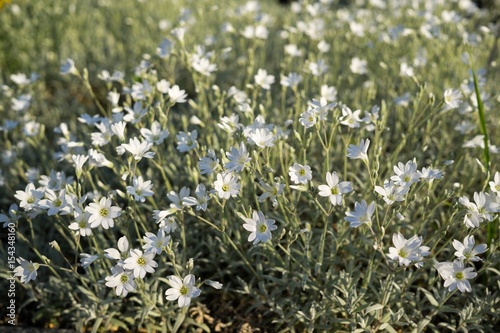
[1,0,499,331]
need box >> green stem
[469,52,494,247]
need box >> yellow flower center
[455,272,464,280]
[299,169,306,176]
[222,185,229,192]
[27,197,35,204]
[180,285,189,295]
[99,208,109,217]
[120,275,129,283]
[259,224,268,233]
[137,257,146,266]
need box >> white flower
[80,253,99,268]
[123,101,147,124]
[280,72,303,88]
[105,266,136,297]
[143,229,170,254]
[391,159,420,187]
[68,208,92,237]
[443,89,463,110]
[386,233,430,267]
[218,114,240,134]
[182,184,211,211]
[205,280,223,289]
[309,59,328,76]
[242,25,269,39]
[453,235,487,262]
[308,97,337,121]
[12,94,32,112]
[85,197,122,229]
[130,80,152,100]
[340,105,362,128]
[318,171,353,206]
[299,110,317,129]
[241,210,278,245]
[71,154,89,177]
[213,173,240,199]
[34,170,67,190]
[158,216,178,234]
[176,130,198,153]
[320,84,337,102]
[24,121,40,137]
[489,171,500,195]
[361,105,380,131]
[127,176,154,202]
[153,209,173,224]
[248,128,275,148]
[14,183,44,211]
[38,189,72,216]
[289,163,312,185]
[258,181,285,207]
[104,236,130,261]
[375,180,409,205]
[344,200,375,228]
[192,57,217,76]
[88,148,114,168]
[350,57,368,74]
[165,274,201,308]
[123,249,158,279]
[254,69,275,90]
[227,86,249,104]
[140,121,169,145]
[346,139,370,163]
[157,38,174,58]
[435,260,477,293]
[459,195,483,228]
[10,73,33,85]
[318,40,330,53]
[60,58,78,75]
[225,142,251,173]
[171,26,186,43]
[284,44,303,57]
[167,187,195,212]
[156,79,171,94]
[168,85,188,104]
[0,204,19,228]
[198,149,219,175]
[14,257,39,283]
[418,167,444,181]
[120,137,155,161]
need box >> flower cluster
[3,0,499,330]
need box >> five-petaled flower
[14,257,39,283]
[289,163,312,185]
[213,172,241,199]
[435,260,477,293]
[241,210,277,245]
[165,274,201,308]
[318,171,352,206]
[85,197,122,229]
[386,233,430,267]
[123,249,158,279]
